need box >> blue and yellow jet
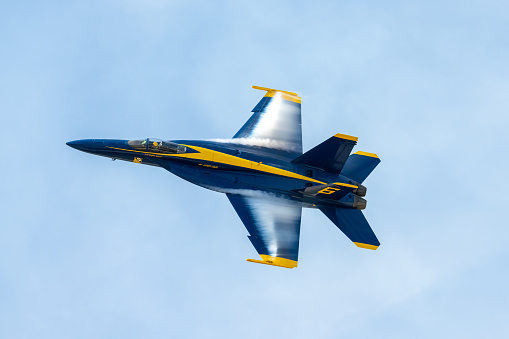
[67,86,381,268]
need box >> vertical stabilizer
[292,134,357,174]
[340,151,380,184]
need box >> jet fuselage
[67,86,381,269]
[67,138,365,209]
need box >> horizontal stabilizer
[319,207,379,250]
[340,151,381,184]
[292,134,357,174]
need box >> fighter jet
[67,86,381,268]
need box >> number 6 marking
[318,187,340,195]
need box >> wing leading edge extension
[226,193,302,268]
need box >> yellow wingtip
[252,85,298,96]
[247,255,298,268]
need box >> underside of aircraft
[67,86,381,268]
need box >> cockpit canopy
[128,138,186,154]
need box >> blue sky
[1,1,508,338]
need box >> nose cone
[67,139,130,159]
[66,139,110,157]
[66,139,98,152]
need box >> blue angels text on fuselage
[67,86,381,269]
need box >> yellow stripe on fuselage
[333,182,358,189]
[106,145,326,185]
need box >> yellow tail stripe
[334,133,358,141]
[354,151,379,158]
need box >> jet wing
[233,86,302,157]
[226,193,302,268]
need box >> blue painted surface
[66,138,371,207]
[320,206,380,247]
[67,131,380,263]
[292,135,357,174]
[341,153,382,184]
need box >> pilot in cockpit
[128,138,186,154]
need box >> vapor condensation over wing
[233,91,302,154]
[246,196,301,257]
[227,193,302,262]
